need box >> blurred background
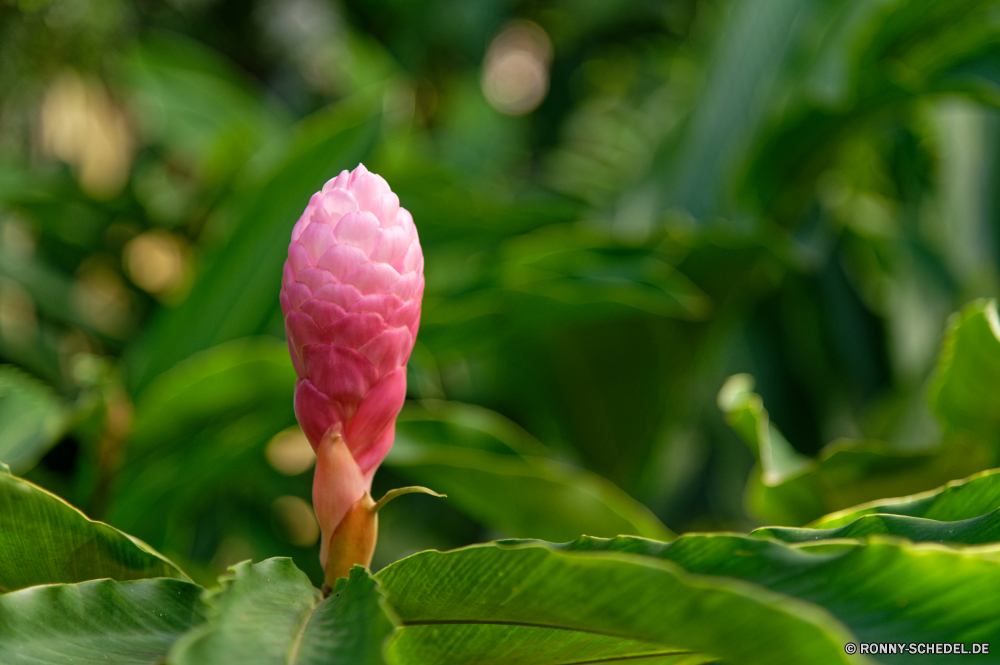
[1,0,999,586]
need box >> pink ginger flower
[280,163,423,577]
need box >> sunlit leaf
[378,541,857,665]
[0,472,188,592]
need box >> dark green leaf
[0,578,207,665]
[169,559,395,665]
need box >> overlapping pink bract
[281,164,423,493]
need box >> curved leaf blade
[0,364,66,473]
[555,534,1000,652]
[0,472,188,592]
[0,578,207,665]
[377,542,861,665]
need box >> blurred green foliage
[1,0,999,587]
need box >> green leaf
[169,559,395,665]
[929,298,1000,441]
[0,365,66,473]
[718,373,813,485]
[378,541,858,665]
[0,471,188,592]
[719,373,992,525]
[553,534,1000,652]
[128,93,382,392]
[811,468,1000,528]
[386,436,672,542]
[0,578,207,665]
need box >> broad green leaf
[554,534,1000,655]
[811,468,1000,528]
[128,94,381,392]
[0,472,188,592]
[378,542,859,665]
[0,578,207,664]
[386,438,672,542]
[0,365,66,473]
[169,559,395,665]
[929,298,1000,441]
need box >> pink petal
[391,272,423,300]
[347,367,407,471]
[349,293,404,320]
[342,262,400,295]
[317,244,369,281]
[386,298,420,334]
[295,267,335,292]
[284,281,312,310]
[348,163,369,186]
[401,240,423,273]
[395,208,416,235]
[300,298,347,333]
[301,343,378,404]
[377,193,400,228]
[313,282,363,310]
[285,310,326,351]
[294,379,345,448]
[358,426,395,486]
[323,170,351,193]
[324,311,387,348]
[358,327,413,376]
[282,261,295,287]
[280,291,292,317]
[349,171,391,214]
[370,225,413,268]
[287,336,306,377]
[288,241,312,275]
[320,188,359,223]
[298,220,337,261]
[333,211,382,255]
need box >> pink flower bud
[281,164,423,568]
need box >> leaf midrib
[286,596,321,664]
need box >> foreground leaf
[0,578,206,664]
[558,534,1000,655]
[0,472,188,592]
[169,559,395,665]
[378,542,859,665]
